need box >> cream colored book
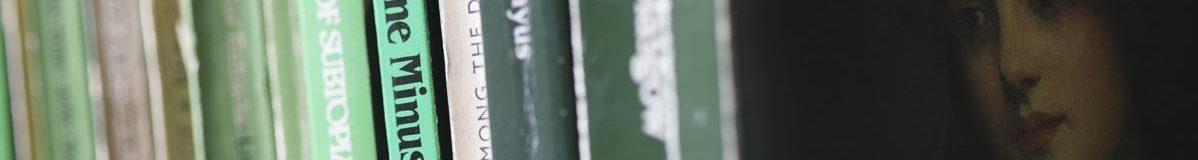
[0,0,29,159]
[89,0,154,159]
[436,0,494,159]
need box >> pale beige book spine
[437,0,494,159]
[0,0,31,159]
[90,0,154,159]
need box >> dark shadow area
[731,0,1195,159]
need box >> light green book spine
[367,0,443,159]
[263,0,307,159]
[19,0,97,159]
[263,0,309,160]
[193,0,276,159]
[296,0,380,159]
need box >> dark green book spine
[569,0,736,159]
[193,0,276,159]
[295,0,380,159]
[668,0,737,159]
[367,0,444,159]
[16,0,98,159]
[481,0,578,159]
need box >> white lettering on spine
[507,0,531,60]
[317,0,352,159]
[631,0,680,160]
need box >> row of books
[0,0,735,159]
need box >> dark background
[731,0,1197,159]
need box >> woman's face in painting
[951,0,1126,159]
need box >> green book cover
[366,0,443,159]
[294,0,381,159]
[90,0,154,159]
[481,0,578,159]
[143,0,205,159]
[570,0,737,159]
[14,0,98,159]
[263,0,306,159]
[193,0,276,159]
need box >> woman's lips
[1015,111,1066,156]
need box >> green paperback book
[193,0,276,159]
[8,0,98,159]
[263,0,306,159]
[481,0,579,159]
[295,0,381,159]
[90,0,154,158]
[367,0,444,159]
[569,0,739,159]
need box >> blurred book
[141,0,206,159]
[1,1,28,159]
[481,0,579,159]
[3,0,99,159]
[192,0,275,159]
[88,0,154,159]
[0,5,11,158]
[262,0,306,159]
[569,0,736,160]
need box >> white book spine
[437,0,494,159]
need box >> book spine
[1,1,30,159]
[295,0,380,159]
[141,0,205,159]
[366,0,444,159]
[0,8,11,158]
[193,0,276,159]
[481,0,578,159]
[16,0,98,159]
[437,0,494,159]
[263,0,307,159]
[570,0,731,159]
[668,0,733,159]
[91,0,154,159]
